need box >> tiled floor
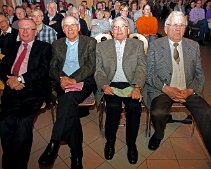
[1,20,211,169]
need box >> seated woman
[136,4,158,43]
[90,9,111,38]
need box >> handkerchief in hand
[111,86,133,97]
[65,82,84,93]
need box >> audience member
[134,0,147,22]
[69,6,89,36]
[91,9,111,37]
[111,0,121,19]
[81,1,92,17]
[136,4,158,43]
[78,4,91,30]
[0,14,18,55]
[0,18,51,169]
[43,1,64,39]
[189,0,209,45]
[32,8,57,44]
[38,16,96,169]
[7,6,17,25]
[174,0,186,14]
[95,16,147,164]
[146,11,211,157]
[206,0,211,28]
[119,3,134,34]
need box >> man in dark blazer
[0,18,52,169]
[43,1,65,39]
[146,11,211,156]
[0,14,18,55]
[38,16,96,169]
[95,17,147,164]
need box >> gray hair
[165,11,187,26]
[112,16,129,27]
[69,6,79,14]
[61,15,79,27]
[47,1,57,10]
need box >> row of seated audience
[0,1,211,169]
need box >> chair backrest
[95,33,113,43]
[129,33,148,54]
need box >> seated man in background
[38,16,96,169]
[0,14,18,55]
[0,18,52,169]
[146,11,211,156]
[95,17,147,164]
[31,8,57,44]
[189,0,209,45]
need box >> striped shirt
[36,24,57,44]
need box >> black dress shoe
[38,141,60,167]
[104,141,115,160]
[148,135,162,150]
[71,157,83,169]
[127,145,138,164]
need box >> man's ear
[128,28,130,34]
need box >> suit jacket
[79,18,89,36]
[0,28,18,55]
[95,38,147,106]
[0,40,52,96]
[146,36,205,106]
[49,35,96,84]
[43,13,65,39]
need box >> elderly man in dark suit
[95,16,147,164]
[38,16,96,169]
[0,14,18,55]
[146,11,211,156]
[0,18,52,169]
[43,1,64,39]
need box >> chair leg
[145,109,151,138]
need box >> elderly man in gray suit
[38,16,96,169]
[95,16,147,164]
[147,11,211,156]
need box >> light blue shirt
[62,38,80,76]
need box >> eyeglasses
[32,15,43,18]
[166,24,186,28]
[0,20,7,24]
[19,27,37,31]
[63,24,79,29]
[113,25,128,30]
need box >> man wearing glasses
[146,11,211,157]
[39,16,96,169]
[0,18,52,169]
[95,16,147,164]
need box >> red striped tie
[12,43,28,76]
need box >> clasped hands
[103,85,143,102]
[60,76,76,90]
[6,75,25,90]
[162,85,194,103]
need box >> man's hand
[162,85,186,102]
[49,21,57,25]
[103,85,114,95]
[60,76,77,90]
[128,88,142,102]
[6,75,21,89]
[194,19,199,24]
[14,83,25,90]
[181,89,194,99]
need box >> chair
[188,26,200,38]
[50,92,95,124]
[95,33,113,43]
[146,103,195,137]
[129,33,148,54]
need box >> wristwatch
[17,76,22,83]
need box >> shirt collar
[21,40,34,48]
[114,39,126,46]
[65,37,79,46]
[168,38,182,47]
[0,27,12,35]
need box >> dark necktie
[12,43,28,76]
[173,43,180,64]
[3,32,7,36]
